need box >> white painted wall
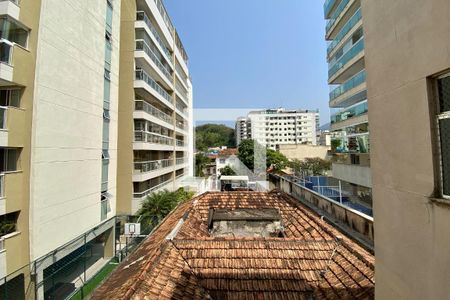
[29,0,121,261]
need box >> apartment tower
[236,108,319,150]
[0,0,193,299]
[324,0,371,197]
[117,0,193,215]
[361,0,450,298]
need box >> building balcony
[325,0,359,40]
[327,8,362,58]
[135,39,173,86]
[132,178,173,213]
[136,11,173,62]
[330,80,367,109]
[133,158,174,182]
[331,159,372,188]
[329,70,365,104]
[324,0,340,19]
[328,38,365,84]
[134,100,173,129]
[134,69,174,109]
[133,130,174,151]
[331,101,368,131]
[0,0,20,21]
[175,79,188,105]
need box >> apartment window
[437,74,450,197]
[0,148,18,173]
[0,89,20,107]
[0,211,18,237]
[0,18,28,48]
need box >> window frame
[435,72,450,200]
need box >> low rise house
[91,191,374,299]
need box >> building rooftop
[218,148,238,157]
[91,191,374,300]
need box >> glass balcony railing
[136,11,172,60]
[328,38,364,79]
[153,0,175,35]
[175,79,188,101]
[176,139,184,147]
[134,100,173,124]
[175,63,189,87]
[135,69,172,103]
[329,70,366,101]
[326,0,350,33]
[135,40,172,82]
[134,158,173,174]
[324,0,339,18]
[133,178,172,199]
[176,120,186,131]
[327,8,362,56]
[331,100,368,124]
[134,130,174,146]
[176,157,185,165]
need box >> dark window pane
[439,118,450,196]
[438,76,450,113]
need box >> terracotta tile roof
[218,148,238,157]
[91,191,374,300]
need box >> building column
[103,227,115,259]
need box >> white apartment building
[235,117,250,145]
[236,108,319,149]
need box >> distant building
[235,108,320,149]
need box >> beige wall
[361,0,450,299]
[4,0,42,278]
[116,0,136,215]
[278,144,329,161]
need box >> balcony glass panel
[0,41,12,65]
[324,0,339,17]
[328,38,364,78]
[134,131,174,146]
[135,40,172,82]
[106,2,113,33]
[329,70,365,101]
[327,8,361,56]
[135,100,173,124]
[0,18,28,48]
[134,158,173,174]
[135,69,172,103]
[136,11,172,60]
[331,100,368,124]
[325,0,350,33]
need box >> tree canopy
[290,157,331,176]
[219,165,236,176]
[238,139,289,172]
[195,124,235,151]
[195,153,211,177]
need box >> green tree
[195,124,236,151]
[219,165,236,176]
[290,157,331,176]
[195,153,210,177]
[138,188,194,227]
[238,139,289,172]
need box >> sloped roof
[218,148,238,157]
[91,191,374,300]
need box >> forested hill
[195,124,235,151]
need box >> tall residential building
[236,108,319,149]
[361,0,450,298]
[116,0,193,215]
[0,0,193,299]
[324,0,372,194]
[235,116,250,145]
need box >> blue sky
[164,0,330,126]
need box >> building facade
[361,0,450,298]
[235,116,250,145]
[0,0,193,299]
[236,108,319,150]
[324,0,372,191]
[116,0,193,215]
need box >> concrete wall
[116,0,136,215]
[271,175,374,246]
[278,144,330,161]
[29,0,121,261]
[332,162,372,188]
[361,0,450,298]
